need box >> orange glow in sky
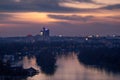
[0,0,120,36]
[5,12,58,23]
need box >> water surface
[26,53,120,80]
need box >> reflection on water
[26,53,120,80]
[23,56,40,71]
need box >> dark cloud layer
[0,0,82,12]
[48,14,94,22]
[0,0,119,13]
[101,4,120,10]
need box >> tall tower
[40,27,50,40]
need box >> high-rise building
[40,27,50,40]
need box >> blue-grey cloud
[101,4,120,10]
[0,0,110,13]
[48,14,94,22]
[0,0,87,12]
[0,0,119,14]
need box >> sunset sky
[0,0,120,37]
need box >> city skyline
[0,0,120,37]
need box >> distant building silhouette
[40,27,50,40]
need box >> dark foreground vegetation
[78,47,120,74]
[0,59,38,77]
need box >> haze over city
[0,0,120,37]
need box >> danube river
[22,52,120,80]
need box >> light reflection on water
[25,53,120,80]
[23,56,40,71]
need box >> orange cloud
[9,12,58,23]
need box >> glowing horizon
[0,0,120,37]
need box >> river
[23,52,120,80]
